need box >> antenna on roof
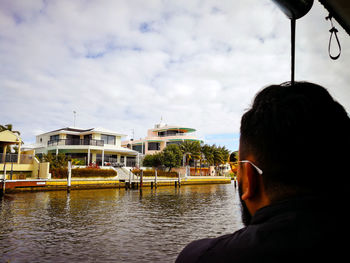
[131,128,134,141]
[73,111,76,127]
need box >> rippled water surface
[0,184,243,262]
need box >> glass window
[148,142,160,151]
[132,144,144,154]
[101,134,116,145]
[50,135,59,141]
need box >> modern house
[122,123,203,155]
[25,127,139,167]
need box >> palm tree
[220,146,230,163]
[180,141,201,167]
[200,144,214,175]
[211,145,230,176]
[0,124,20,135]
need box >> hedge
[132,169,178,177]
[51,168,117,179]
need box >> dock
[0,176,231,193]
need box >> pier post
[67,160,72,192]
[151,182,153,189]
[178,172,181,187]
[155,169,157,188]
[2,163,6,195]
[129,169,132,187]
[3,162,6,179]
[10,162,13,180]
[140,169,143,188]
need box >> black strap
[326,15,341,60]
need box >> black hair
[240,81,350,202]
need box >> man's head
[238,81,350,225]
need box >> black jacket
[176,196,345,262]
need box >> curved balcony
[48,139,104,147]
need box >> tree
[180,141,201,166]
[162,144,182,172]
[0,124,20,135]
[38,153,68,169]
[142,152,163,168]
[211,145,230,176]
[220,146,230,164]
[201,144,214,166]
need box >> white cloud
[0,0,349,151]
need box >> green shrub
[51,168,117,179]
[132,169,178,177]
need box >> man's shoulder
[175,228,248,263]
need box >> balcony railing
[48,139,104,147]
[157,132,195,137]
[0,153,34,164]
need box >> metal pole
[3,163,6,194]
[155,168,157,188]
[140,169,143,188]
[291,18,296,85]
[67,160,72,192]
[73,111,76,127]
[129,169,132,188]
[10,162,13,180]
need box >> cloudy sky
[1,0,349,151]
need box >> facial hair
[238,182,252,226]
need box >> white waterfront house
[25,127,138,167]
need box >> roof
[0,130,21,144]
[90,127,126,137]
[38,127,126,137]
[152,125,196,133]
[319,0,350,35]
[21,143,45,150]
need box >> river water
[0,183,243,262]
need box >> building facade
[25,127,138,167]
[122,123,203,155]
[0,130,49,179]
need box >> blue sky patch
[204,133,239,152]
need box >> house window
[158,130,178,137]
[148,142,160,151]
[101,134,116,145]
[66,135,80,145]
[50,135,59,141]
[132,144,144,154]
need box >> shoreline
[0,176,231,193]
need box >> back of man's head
[240,81,350,203]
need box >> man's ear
[241,162,258,201]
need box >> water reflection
[0,184,242,262]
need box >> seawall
[0,176,231,193]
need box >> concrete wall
[39,162,50,179]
